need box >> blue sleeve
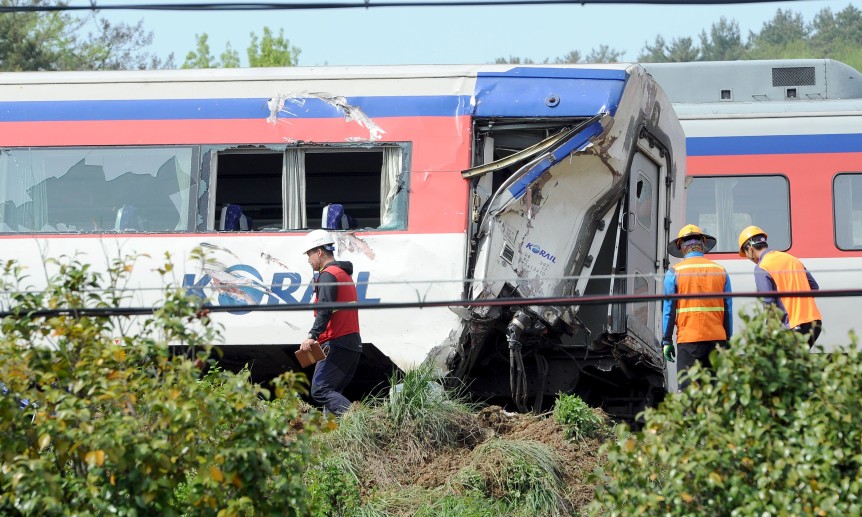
[805,268,819,290]
[724,271,733,337]
[754,264,778,306]
[662,268,677,342]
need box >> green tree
[638,35,671,63]
[220,42,241,68]
[0,252,323,515]
[493,55,538,64]
[586,45,624,64]
[0,0,171,71]
[183,33,239,69]
[664,37,700,62]
[747,8,814,59]
[751,8,810,47]
[554,50,583,64]
[247,27,301,67]
[809,5,862,70]
[699,17,746,61]
[590,306,862,515]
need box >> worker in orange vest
[662,224,732,389]
[738,226,822,347]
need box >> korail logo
[525,242,557,263]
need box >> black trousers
[311,344,361,416]
[677,340,727,390]
[793,320,822,349]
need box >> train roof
[643,59,862,104]
[0,63,635,86]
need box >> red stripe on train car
[689,153,862,260]
[0,116,472,235]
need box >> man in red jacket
[299,229,362,416]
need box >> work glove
[662,341,675,363]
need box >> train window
[834,173,862,250]
[210,145,409,231]
[0,147,194,233]
[685,175,790,253]
[635,172,653,230]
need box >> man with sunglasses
[662,224,733,390]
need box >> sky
[83,0,860,67]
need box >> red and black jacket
[309,261,360,346]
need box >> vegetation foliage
[3,1,862,70]
[553,392,610,442]
[0,252,323,516]
[495,5,862,71]
[304,363,595,516]
[0,0,172,70]
[590,306,862,516]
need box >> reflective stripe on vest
[674,256,728,344]
[758,251,822,328]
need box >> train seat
[114,205,143,231]
[322,203,358,230]
[220,204,253,231]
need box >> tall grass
[457,438,571,517]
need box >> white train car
[0,64,685,417]
[644,59,862,350]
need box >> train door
[610,149,662,346]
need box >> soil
[377,405,607,512]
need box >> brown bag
[295,341,327,368]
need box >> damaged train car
[0,64,683,419]
[447,66,685,418]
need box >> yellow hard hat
[668,224,716,258]
[738,226,768,257]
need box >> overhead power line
[0,0,809,12]
[1,287,859,319]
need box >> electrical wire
[1,287,860,319]
[0,0,810,13]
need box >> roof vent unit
[772,66,816,87]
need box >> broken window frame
[202,142,411,232]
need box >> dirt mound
[393,405,605,511]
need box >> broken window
[209,145,409,231]
[0,147,194,233]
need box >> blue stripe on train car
[0,68,629,122]
[474,67,627,118]
[0,96,472,122]
[688,133,862,156]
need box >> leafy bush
[590,306,862,515]
[553,393,609,442]
[0,253,323,516]
[305,452,362,517]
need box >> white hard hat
[301,229,335,254]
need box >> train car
[643,59,862,351]
[0,64,684,418]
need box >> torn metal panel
[267,92,385,142]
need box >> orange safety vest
[758,251,822,329]
[673,256,728,343]
[314,265,360,344]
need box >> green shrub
[455,438,570,517]
[553,393,609,441]
[0,253,323,516]
[306,453,362,517]
[590,305,862,515]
